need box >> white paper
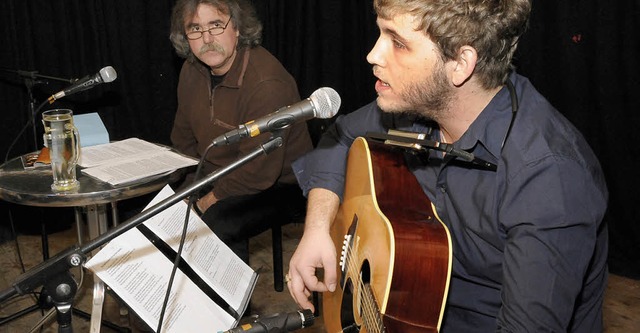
[79,138,167,168]
[85,185,257,332]
[78,138,198,185]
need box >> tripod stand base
[0,285,58,326]
[0,303,41,325]
[0,296,129,332]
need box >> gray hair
[169,0,262,58]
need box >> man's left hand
[197,191,218,213]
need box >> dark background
[0,1,638,278]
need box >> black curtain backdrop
[0,1,638,278]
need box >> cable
[155,141,214,333]
[4,205,42,317]
[155,132,280,330]
[4,99,51,163]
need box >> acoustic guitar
[323,137,452,333]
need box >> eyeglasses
[185,17,232,40]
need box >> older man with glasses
[168,0,312,267]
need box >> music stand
[0,136,284,332]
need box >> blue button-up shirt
[293,73,608,332]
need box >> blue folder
[73,112,110,147]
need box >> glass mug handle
[68,123,81,175]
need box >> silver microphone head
[99,66,117,83]
[310,87,341,119]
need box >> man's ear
[450,45,477,87]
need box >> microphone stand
[0,136,285,332]
[0,68,75,151]
[367,131,498,171]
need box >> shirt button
[439,185,446,193]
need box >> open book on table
[85,185,257,332]
[79,138,198,186]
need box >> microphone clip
[367,129,497,171]
[221,309,314,333]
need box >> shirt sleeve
[293,101,389,200]
[497,156,608,331]
[171,64,199,158]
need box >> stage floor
[1,214,638,332]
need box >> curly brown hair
[169,0,262,58]
[374,0,531,89]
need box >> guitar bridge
[339,214,359,287]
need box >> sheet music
[78,138,198,185]
[85,185,257,332]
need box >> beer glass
[42,109,80,191]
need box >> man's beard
[381,62,453,122]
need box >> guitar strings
[344,239,385,333]
[345,245,383,333]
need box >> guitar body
[323,137,452,333]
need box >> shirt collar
[456,74,520,160]
[189,46,250,89]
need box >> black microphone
[212,87,341,146]
[47,66,117,103]
[219,309,314,333]
[367,130,498,171]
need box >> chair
[271,223,285,292]
[269,222,320,315]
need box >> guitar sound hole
[339,261,373,332]
[340,279,358,332]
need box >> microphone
[47,66,117,103]
[219,309,314,333]
[212,87,341,146]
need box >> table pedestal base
[78,203,129,333]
